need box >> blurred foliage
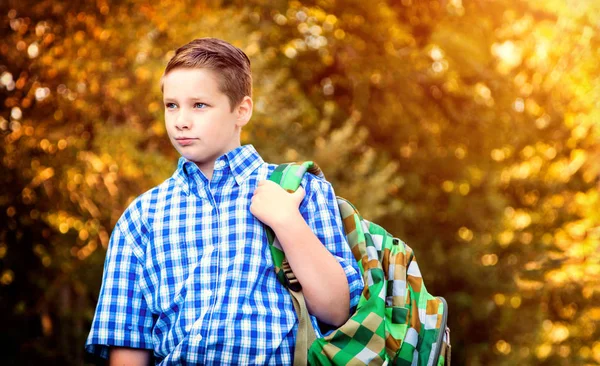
[1,0,599,364]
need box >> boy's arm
[109,347,151,366]
[85,211,155,360]
[251,179,358,327]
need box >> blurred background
[1,0,599,364]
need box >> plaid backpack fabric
[267,161,451,366]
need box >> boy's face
[162,68,250,173]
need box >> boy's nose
[175,111,192,130]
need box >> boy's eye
[194,102,207,109]
[165,102,177,109]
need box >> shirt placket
[184,164,223,361]
[201,160,229,363]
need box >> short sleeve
[299,176,364,336]
[85,221,154,359]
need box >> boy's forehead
[162,67,222,97]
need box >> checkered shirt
[85,145,363,365]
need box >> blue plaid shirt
[85,145,363,365]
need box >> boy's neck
[198,164,214,181]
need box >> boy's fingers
[292,186,306,202]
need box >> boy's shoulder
[118,159,335,222]
[263,160,335,198]
[115,172,183,227]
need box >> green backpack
[267,161,451,366]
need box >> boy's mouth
[175,138,197,146]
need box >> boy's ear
[235,96,253,128]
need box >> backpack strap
[267,161,320,366]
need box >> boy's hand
[250,180,305,229]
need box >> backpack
[267,161,451,366]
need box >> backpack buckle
[281,259,302,292]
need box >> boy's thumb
[292,186,306,203]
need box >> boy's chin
[172,147,198,161]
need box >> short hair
[162,38,252,111]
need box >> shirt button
[205,245,214,253]
[204,289,213,297]
[192,334,203,342]
[216,160,225,168]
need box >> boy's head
[162,37,252,112]
[161,38,254,177]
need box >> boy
[85,38,363,365]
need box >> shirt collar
[172,145,264,195]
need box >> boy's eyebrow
[162,96,212,102]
